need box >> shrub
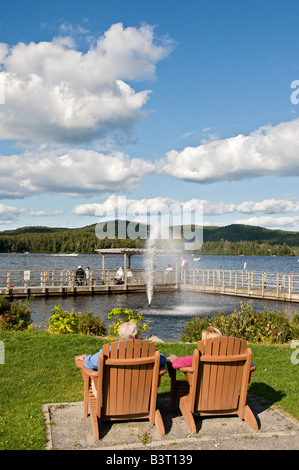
[107,307,148,338]
[0,296,32,331]
[180,302,294,344]
[290,313,299,339]
[77,311,106,336]
[47,305,106,336]
[48,306,78,334]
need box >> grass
[0,330,298,450]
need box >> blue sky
[1,0,299,233]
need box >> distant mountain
[0,222,298,255]
[202,224,299,246]
[0,226,68,235]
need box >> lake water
[1,252,299,341]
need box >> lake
[1,252,299,341]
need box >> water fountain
[144,222,181,306]
[144,225,159,307]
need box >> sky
[1,0,299,234]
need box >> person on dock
[84,266,91,285]
[181,257,189,270]
[114,266,124,284]
[75,266,85,285]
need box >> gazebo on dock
[95,247,181,269]
[95,247,180,287]
[95,248,147,270]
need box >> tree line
[0,223,298,255]
[198,239,295,256]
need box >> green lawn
[0,330,298,450]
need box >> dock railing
[181,269,299,301]
[0,268,177,297]
[1,267,299,302]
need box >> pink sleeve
[172,355,193,369]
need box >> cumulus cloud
[235,215,299,230]
[200,198,299,216]
[72,195,299,231]
[162,119,299,182]
[72,195,179,218]
[0,203,26,223]
[3,195,299,229]
[0,148,155,197]
[0,203,62,224]
[72,195,299,219]
[0,23,172,145]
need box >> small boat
[52,253,78,257]
[193,257,200,261]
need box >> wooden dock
[0,268,177,298]
[181,269,299,303]
[1,267,299,303]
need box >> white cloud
[236,199,299,214]
[0,203,26,223]
[0,203,63,225]
[72,195,178,218]
[72,195,299,220]
[0,148,155,197]
[162,119,299,182]
[235,215,299,230]
[201,198,299,215]
[3,195,299,229]
[0,23,172,145]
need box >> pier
[181,269,299,302]
[0,267,177,298]
[1,266,299,302]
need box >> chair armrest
[158,366,167,388]
[249,361,256,383]
[75,355,99,379]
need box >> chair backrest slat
[213,336,229,410]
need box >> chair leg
[90,412,100,440]
[83,378,90,418]
[243,404,259,431]
[179,396,197,434]
[155,409,165,436]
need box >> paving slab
[43,395,299,451]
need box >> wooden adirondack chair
[75,339,165,440]
[178,336,259,433]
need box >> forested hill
[202,224,299,245]
[0,222,299,255]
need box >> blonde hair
[202,326,222,341]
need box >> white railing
[0,268,177,293]
[180,269,299,300]
[1,267,299,301]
